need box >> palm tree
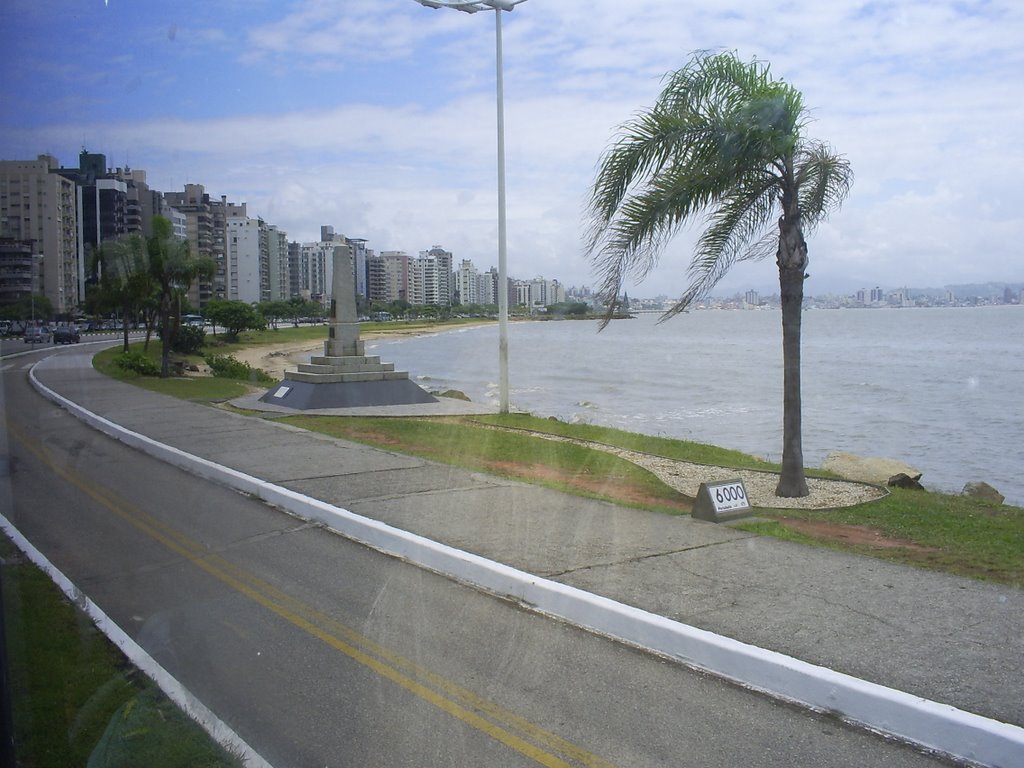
[585,51,853,497]
[148,216,215,378]
[96,234,155,353]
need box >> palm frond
[795,142,853,230]
[660,173,779,320]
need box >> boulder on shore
[822,451,922,485]
[888,472,925,490]
[962,481,1004,505]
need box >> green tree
[258,300,291,330]
[548,302,589,316]
[0,294,52,323]
[585,51,852,497]
[148,216,215,378]
[205,299,266,342]
[94,235,155,353]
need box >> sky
[1,0,1022,299]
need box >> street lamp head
[413,0,526,11]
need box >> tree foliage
[0,294,53,323]
[585,51,853,496]
[148,217,215,377]
[94,235,155,353]
[205,300,266,341]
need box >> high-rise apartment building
[298,241,340,306]
[377,251,411,304]
[0,239,40,307]
[164,184,245,307]
[53,152,132,300]
[227,217,290,304]
[415,246,453,307]
[515,276,564,309]
[267,225,289,303]
[0,155,80,314]
[455,259,479,305]
[347,237,370,299]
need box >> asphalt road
[0,345,957,767]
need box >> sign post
[692,479,753,523]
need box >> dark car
[52,325,81,344]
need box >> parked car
[23,326,51,344]
[53,325,81,344]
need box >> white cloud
[3,0,1022,296]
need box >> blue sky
[2,0,1022,297]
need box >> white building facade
[227,217,290,304]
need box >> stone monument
[260,243,436,410]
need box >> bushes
[204,353,274,384]
[172,325,206,354]
[156,324,206,354]
[114,350,160,376]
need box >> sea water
[366,306,1024,505]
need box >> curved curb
[28,361,1024,768]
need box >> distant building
[514,276,565,309]
[298,241,335,306]
[164,184,246,306]
[416,246,454,307]
[287,241,303,299]
[374,251,411,304]
[0,155,80,314]
[0,239,40,307]
[226,217,290,304]
[455,259,480,305]
[52,151,133,303]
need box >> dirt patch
[231,341,322,380]
[773,517,940,552]
[483,460,692,513]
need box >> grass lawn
[279,412,1024,587]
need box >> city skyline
[1,1,1021,299]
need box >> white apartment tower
[455,259,479,305]
[227,217,290,304]
[416,246,453,307]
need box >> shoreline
[229,319,1015,507]
[232,319,496,380]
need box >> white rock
[822,451,921,485]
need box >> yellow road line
[8,421,617,768]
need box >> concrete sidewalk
[27,349,1024,765]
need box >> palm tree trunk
[159,287,171,379]
[121,299,130,354]
[775,182,810,497]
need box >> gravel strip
[486,426,886,510]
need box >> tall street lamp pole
[413,0,526,414]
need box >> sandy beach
[232,321,495,380]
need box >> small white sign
[692,479,753,522]
[708,480,750,512]
[273,386,291,399]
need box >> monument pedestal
[259,242,436,410]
